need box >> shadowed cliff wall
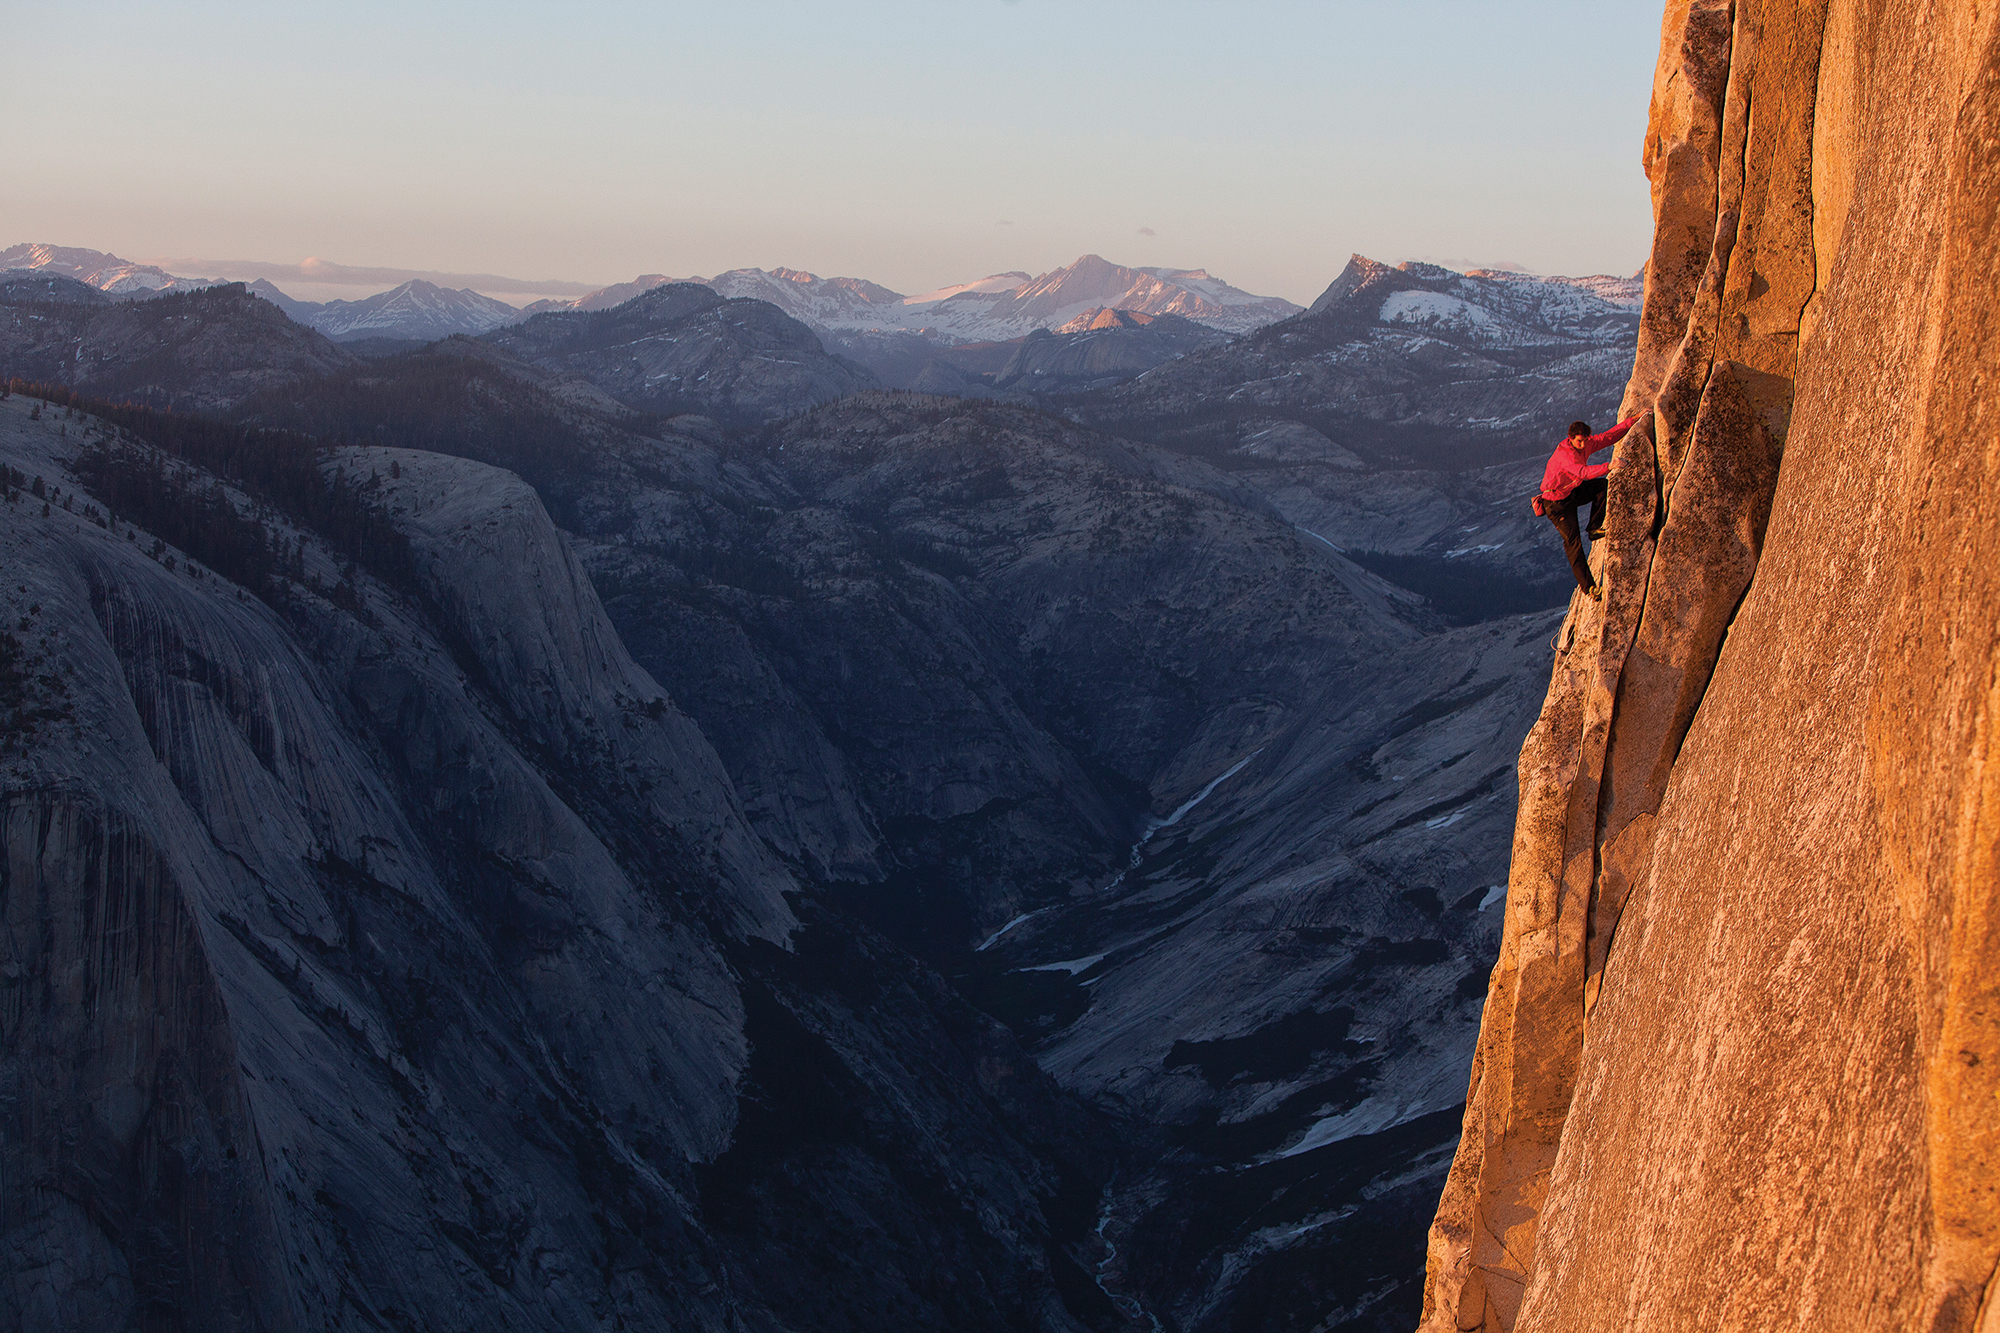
[1419,0,2000,1329]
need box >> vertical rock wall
[1,797,296,1333]
[1420,1,2000,1329]
[0,434,770,1330]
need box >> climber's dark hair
[1567,421,1591,438]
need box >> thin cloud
[151,255,596,295]
[1137,227,1156,237]
[1411,255,1534,275]
[996,219,1015,226]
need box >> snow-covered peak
[1305,255,1643,349]
[877,255,1299,342]
[766,267,901,302]
[1140,268,1263,306]
[1505,270,1646,311]
[697,267,907,326]
[1378,290,1512,340]
[0,243,219,297]
[973,255,1300,337]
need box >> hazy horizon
[78,246,1642,311]
[6,1,1662,307]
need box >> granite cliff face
[0,398,770,1329]
[0,396,1129,1332]
[1420,2,2000,1329]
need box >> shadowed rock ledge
[1418,1,2000,1329]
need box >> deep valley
[0,243,1633,1331]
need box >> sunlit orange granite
[1418,0,2000,1328]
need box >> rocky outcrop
[1419,2,2000,1330]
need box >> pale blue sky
[6,1,1663,304]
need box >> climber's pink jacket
[1537,418,1638,505]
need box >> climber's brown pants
[1545,476,1607,592]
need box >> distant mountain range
[1080,254,1644,468]
[3,245,1307,350]
[1063,253,1646,615]
[2,243,1640,415]
[529,254,1305,344]
[0,243,1646,432]
[0,245,522,344]
[485,282,879,423]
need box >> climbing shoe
[1586,527,1605,540]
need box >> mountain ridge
[482,282,880,422]
[0,282,360,411]
[6,243,1637,366]
[244,278,522,341]
[0,242,221,297]
[526,254,1305,343]
[1073,252,1642,475]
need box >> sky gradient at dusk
[6,0,1664,304]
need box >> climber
[1533,416,1636,600]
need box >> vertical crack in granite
[1420,0,1825,1326]
[1621,0,1737,422]
[1417,410,1663,1330]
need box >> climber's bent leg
[1547,506,1593,592]
[1574,476,1608,538]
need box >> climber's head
[1567,422,1592,449]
